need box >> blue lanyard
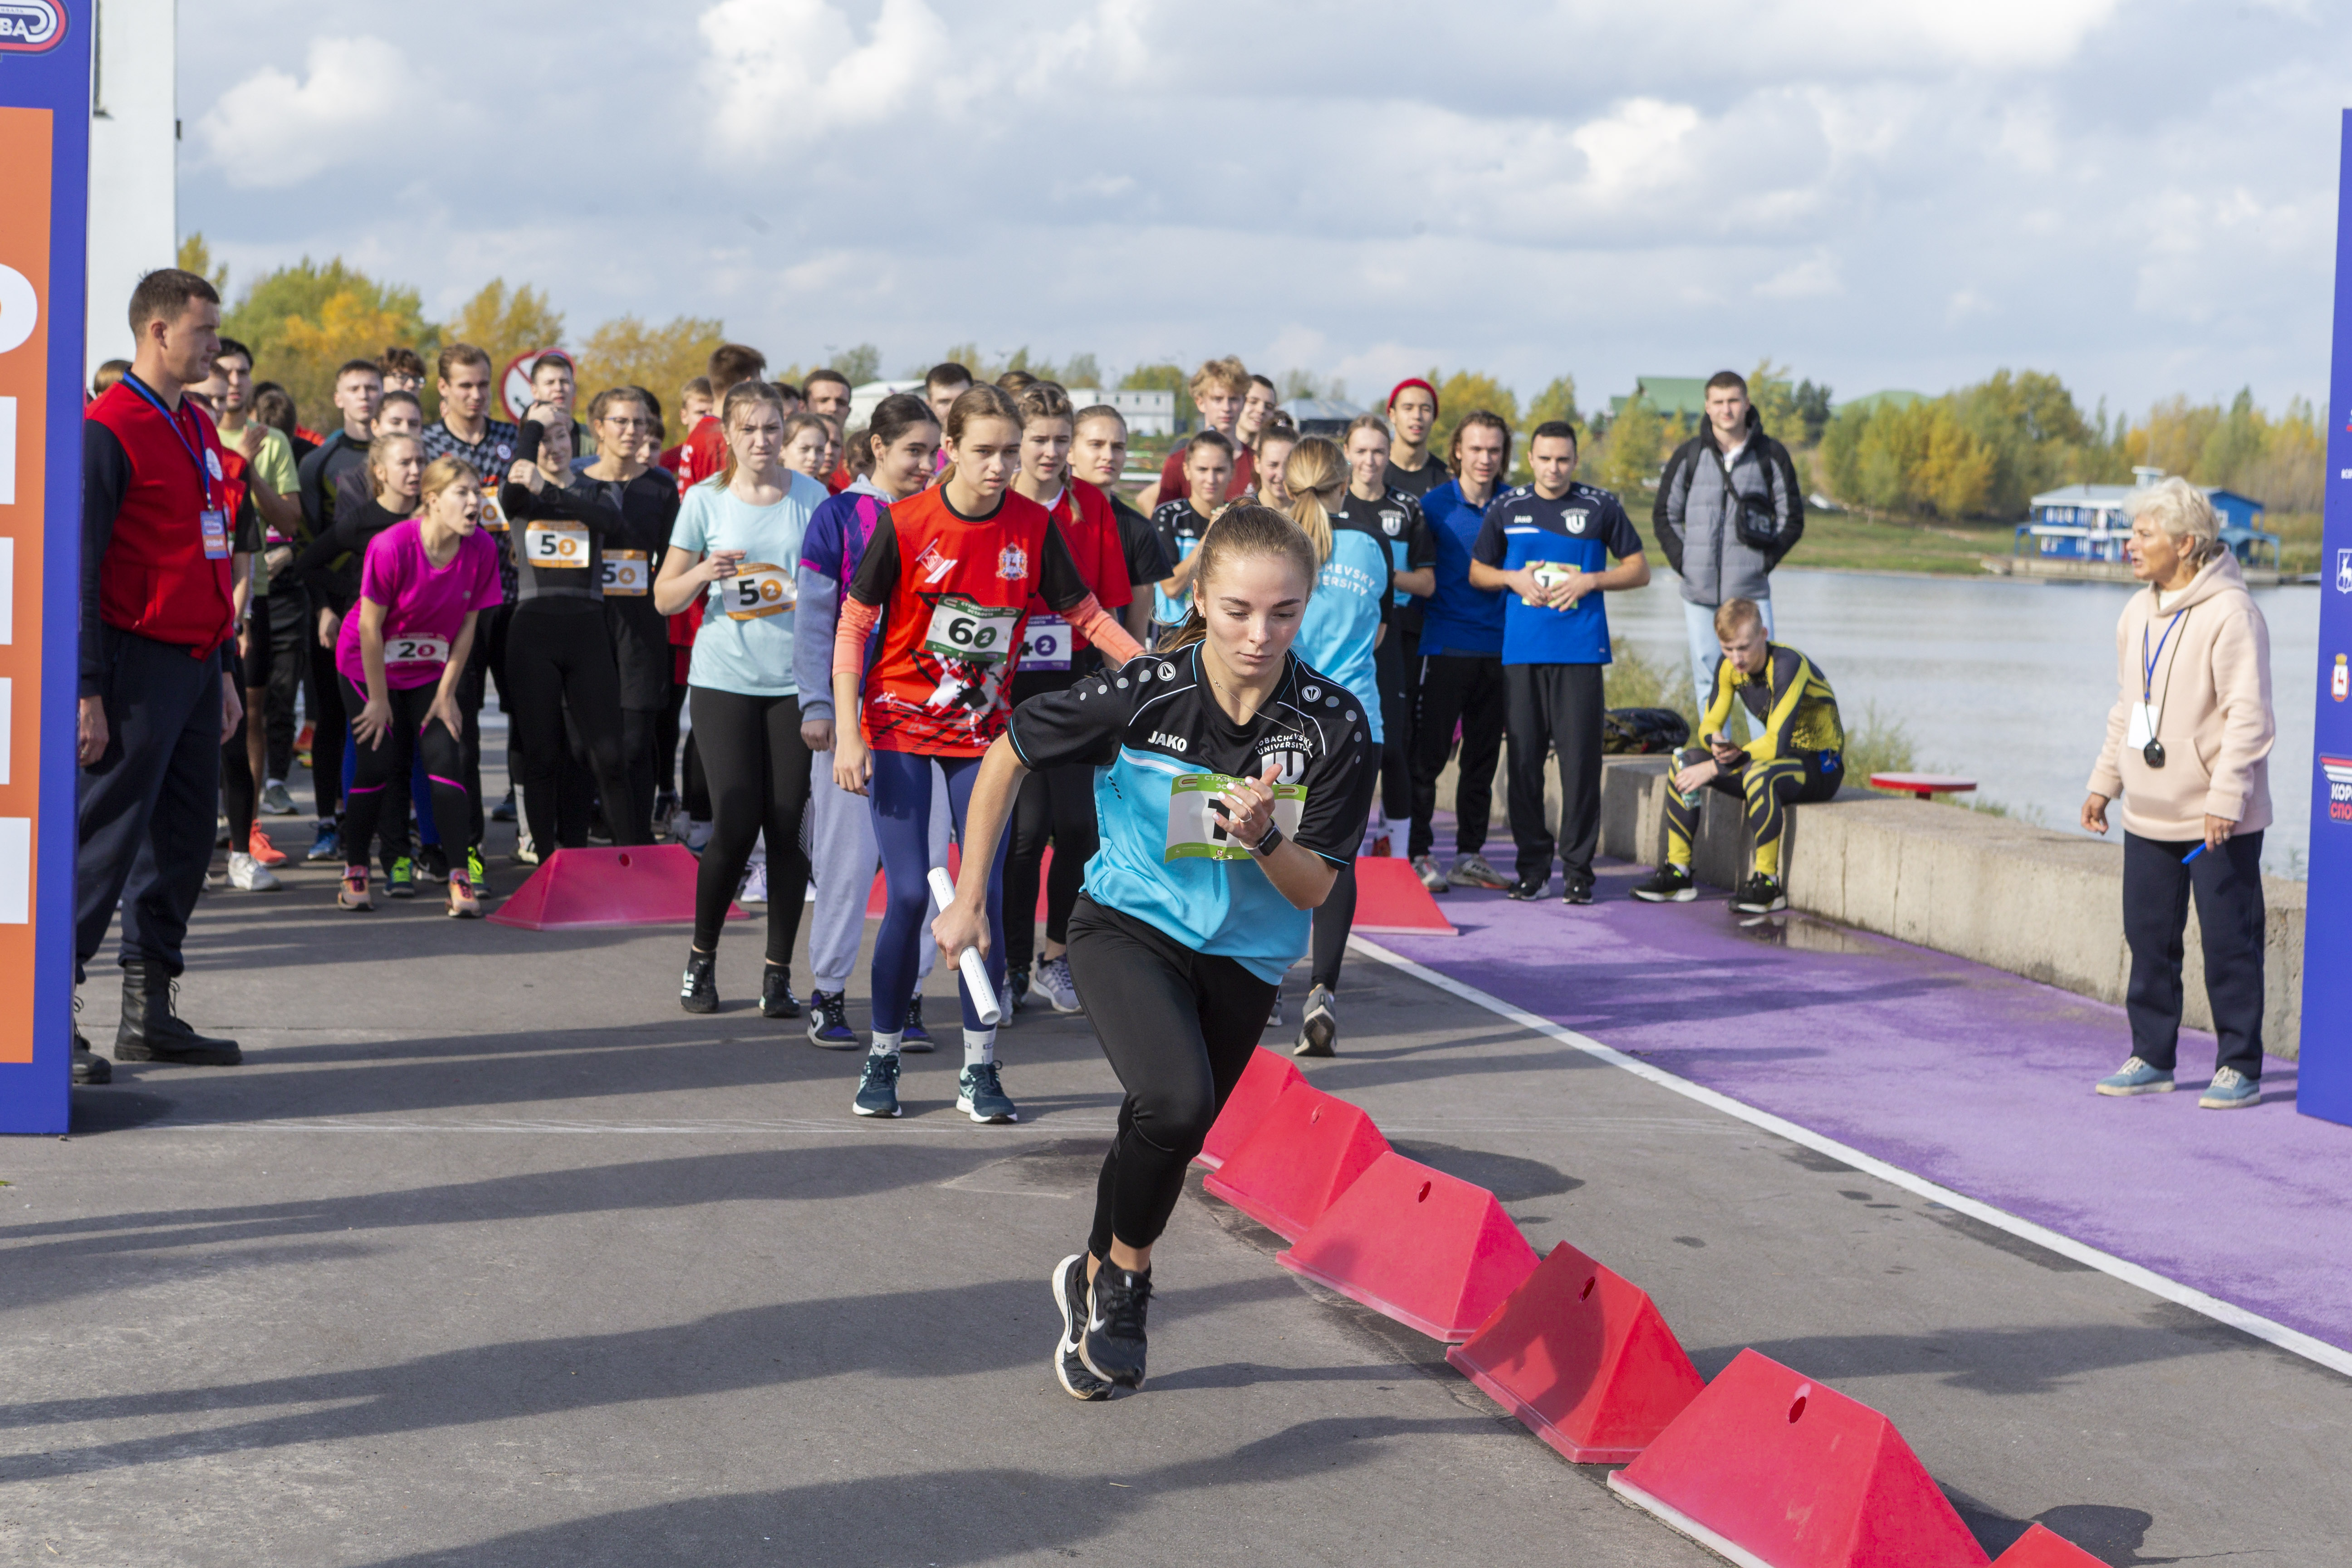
[2140,608,2187,704]
[119,375,218,512]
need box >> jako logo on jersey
[0,1,64,52]
[998,544,1029,581]
[1148,731,1189,754]
[2324,756,2352,822]
[914,541,957,584]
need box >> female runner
[1002,382,1133,1014]
[654,381,827,1017]
[933,504,1373,1396]
[830,384,1142,1122]
[1281,435,1402,1057]
[333,457,502,916]
[1254,421,1298,510]
[577,387,681,843]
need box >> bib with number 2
[1021,612,1071,670]
[602,549,649,596]
[922,595,1022,664]
[1164,774,1307,862]
[724,563,795,621]
[524,519,590,568]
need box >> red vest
[87,380,237,658]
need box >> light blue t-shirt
[671,473,826,697]
[1290,517,1391,745]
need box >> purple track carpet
[1373,860,2352,1354]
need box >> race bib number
[921,595,1022,664]
[523,519,590,568]
[1164,774,1307,862]
[723,562,795,621]
[601,549,649,596]
[201,509,230,561]
[385,633,451,668]
[1020,612,1071,670]
[1523,561,1576,607]
[479,493,509,532]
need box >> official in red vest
[75,269,249,1082]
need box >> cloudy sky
[178,0,2350,416]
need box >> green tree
[1792,379,1833,444]
[832,343,882,385]
[1122,362,1196,425]
[1591,395,1664,501]
[1747,359,1800,443]
[176,233,227,294]
[447,279,564,417]
[1426,368,1520,466]
[1061,352,1102,391]
[220,256,438,427]
[1523,375,1580,434]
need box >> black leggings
[308,636,346,820]
[338,676,470,874]
[1067,897,1279,1256]
[1004,762,1097,972]
[506,605,644,850]
[221,712,256,854]
[620,708,661,845]
[657,681,688,796]
[689,685,813,963]
[1308,862,1358,991]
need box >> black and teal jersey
[1006,646,1376,983]
[1293,505,1394,744]
[1329,486,1433,617]
[1471,480,1643,666]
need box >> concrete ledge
[1588,760,2304,1059]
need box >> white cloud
[1756,253,1843,301]
[196,36,414,189]
[697,0,953,147]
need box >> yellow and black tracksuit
[1664,644,1843,880]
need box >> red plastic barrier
[1194,1048,1304,1171]
[1277,1151,1540,1341]
[1609,1348,1990,1568]
[1350,855,1456,935]
[1990,1525,2105,1567]
[489,846,744,930]
[1201,1082,1388,1241]
[1446,1241,1706,1462]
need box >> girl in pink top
[335,456,503,916]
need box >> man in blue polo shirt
[1409,410,1514,893]
[1469,421,1650,904]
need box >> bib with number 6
[1164,774,1307,862]
[1021,612,1071,670]
[922,595,1022,664]
[602,549,649,596]
[524,519,590,567]
[386,633,451,667]
[724,563,795,621]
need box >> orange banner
[0,107,51,1063]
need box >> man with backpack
[1653,371,1805,707]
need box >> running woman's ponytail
[709,378,787,491]
[1158,503,1318,656]
[1276,435,1346,565]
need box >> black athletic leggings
[620,707,661,844]
[1307,862,1359,992]
[506,604,645,850]
[689,685,813,963]
[1067,897,1279,1257]
[1004,762,1097,972]
[338,676,470,874]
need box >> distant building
[1070,388,1176,438]
[2021,468,2277,570]
[1606,376,1707,422]
[1281,396,1365,438]
[846,380,925,432]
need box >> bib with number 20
[921,595,1022,664]
[385,633,451,667]
[1164,774,1307,862]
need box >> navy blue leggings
[869,749,1007,1033]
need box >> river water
[1609,570,2320,879]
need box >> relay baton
[928,867,1002,1026]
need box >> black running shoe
[1004,965,1032,1014]
[680,950,718,1014]
[1631,863,1696,903]
[761,965,802,1019]
[1081,1262,1152,1390]
[901,994,935,1052]
[1562,871,1595,906]
[807,989,858,1048]
[853,1053,902,1117]
[1295,984,1336,1058]
[1505,874,1548,901]
[1732,873,1788,915]
[1052,1254,1113,1401]
[418,846,450,884]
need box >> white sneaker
[1035,955,1083,1013]
[739,859,769,904]
[259,780,296,816]
[684,819,712,853]
[227,851,280,891]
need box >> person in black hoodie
[1651,371,1805,708]
[498,403,652,852]
[573,387,680,843]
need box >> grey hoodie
[1652,408,1804,607]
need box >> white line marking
[0,397,15,506]
[0,535,14,644]
[0,816,24,923]
[0,676,10,783]
[1348,936,2352,1381]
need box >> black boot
[114,960,241,1065]
[760,964,802,1019]
[72,1030,112,1085]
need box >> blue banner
[0,0,90,1135]
[2301,110,2352,1127]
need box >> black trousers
[338,676,471,871]
[1374,626,1418,821]
[689,686,813,964]
[1066,897,1279,1256]
[620,707,662,845]
[307,633,346,821]
[263,589,305,782]
[1004,763,1098,971]
[76,629,224,982]
[657,680,688,797]
[1502,662,1604,883]
[1308,861,1358,991]
[1409,652,1505,860]
[506,605,645,851]
[2123,829,2266,1079]
[220,600,271,855]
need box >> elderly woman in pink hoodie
[2081,478,2274,1109]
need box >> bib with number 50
[1164,774,1307,862]
[524,519,590,567]
[601,549,649,596]
[723,563,795,621]
[922,595,1022,664]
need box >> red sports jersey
[660,417,725,497]
[845,485,1095,756]
[1028,479,1131,660]
[1156,442,1255,505]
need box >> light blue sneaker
[2095,1056,2175,1097]
[958,1062,1019,1124]
[2198,1066,2259,1109]
[853,1054,902,1118]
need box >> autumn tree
[447,280,565,416]
[1591,395,1665,502]
[209,243,439,427]
[576,314,725,426]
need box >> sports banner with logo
[2303,110,2352,1128]
[0,0,88,1135]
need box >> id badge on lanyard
[201,509,231,560]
